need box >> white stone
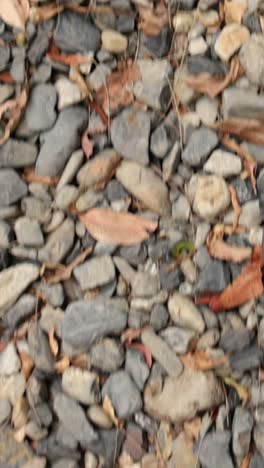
[249,226,263,246]
[195,96,218,125]
[0,343,20,375]
[101,29,128,53]
[204,149,242,177]
[188,36,208,55]
[62,367,99,405]
[168,292,205,333]
[191,175,230,220]
[0,373,26,404]
[55,76,82,110]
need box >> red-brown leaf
[127,342,152,368]
[81,128,94,159]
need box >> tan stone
[224,0,248,24]
[101,29,128,53]
[215,23,250,61]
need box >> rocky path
[0,0,264,467]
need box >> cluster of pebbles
[1,0,264,467]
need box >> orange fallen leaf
[19,350,34,380]
[0,71,16,83]
[184,417,202,441]
[197,245,264,311]
[0,86,27,144]
[0,341,8,353]
[29,3,64,23]
[46,43,92,66]
[207,224,252,263]
[217,117,264,146]
[71,354,90,370]
[121,328,144,345]
[81,128,94,159]
[240,454,252,468]
[180,349,228,371]
[229,185,242,230]
[69,66,92,100]
[43,246,93,285]
[96,62,141,113]
[187,55,243,99]
[0,0,29,30]
[260,369,264,382]
[126,342,152,368]
[23,166,59,186]
[55,356,70,373]
[79,208,158,246]
[88,100,109,128]
[138,5,169,36]
[103,395,120,427]
[48,327,59,357]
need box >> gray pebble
[102,370,142,419]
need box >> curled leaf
[0,71,16,83]
[54,356,70,373]
[217,117,264,146]
[23,167,59,186]
[240,454,252,468]
[69,66,92,100]
[79,208,158,246]
[229,185,242,230]
[81,128,94,159]
[103,395,120,427]
[126,342,152,368]
[43,246,93,285]
[121,328,144,345]
[19,350,34,380]
[171,240,195,259]
[48,327,59,357]
[224,376,249,403]
[29,3,64,23]
[180,349,228,371]
[207,224,251,263]
[0,87,27,144]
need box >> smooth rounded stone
[76,188,104,212]
[131,271,159,298]
[239,34,264,86]
[36,106,88,177]
[0,342,20,376]
[141,26,172,58]
[214,23,249,61]
[43,210,64,234]
[173,63,197,105]
[116,160,171,215]
[38,218,75,263]
[0,45,10,72]
[87,405,113,429]
[195,96,218,125]
[172,195,191,222]
[62,299,127,349]
[188,36,208,55]
[0,263,39,318]
[54,11,100,53]
[224,199,261,227]
[22,196,51,224]
[204,149,242,177]
[223,87,264,120]
[15,217,44,247]
[168,293,205,333]
[162,141,181,181]
[0,373,26,404]
[40,305,64,338]
[62,367,99,405]
[187,56,227,76]
[28,322,55,373]
[150,124,171,159]
[144,369,224,423]
[0,84,14,104]
[128,308,150,329]
[181,258,196,284]
[88,63,112,91]
[173,10,194,33]
[55,77,82,110]
[74,254,115,290]
[0,400,11,425]
[111,108,150,166]
[85,451,98,468]
[90,338,124,372]
[29,401,52,428]
[249,453,264,468]
[57,150,83,191]
[54,393,98,447]
[0,220,11,248]
[130,290,168,312]
[55,423,79,451]
[231,177,254,205]
[232,407,253,463]
[159,265,182,291]
[182,128,219,167]
[196,259,230,294]
[198,431,234,468]
[249,226,263,246]
[119,244,147,266]
[34,282,64,308]
[77,149,121,188]
[169,431,199,468]
[0,139,37,168]
[231,345,264,372]
[102,370,142,419]
[106,180,128,202]
[54,185,79,210]
[23,84,57,134]
[160,327,196,354]
[25,419,48,441]
[133,59,173,111]
[142,328,183,378]
[197,328,220,350]
[52,460,78,468]
[0,169,27,207]
[220,328,251,353]
[150,304,169,331]
[190,174,230,220]
[101,29,128,53]
[125,348,150,391]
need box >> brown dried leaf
[43,246,93,285]
[207,224,252,263]
[70,66,92,100]
[29,3,64,23]
[229,185,242,230]
[54,356,70,373]
[0,87,27,144]
[0,0,29,30]
[224,0,247,24]
[46,43,92,66]
[79,208,158,246]
[259,369,264,382]
[121,328,143,345]
[103,395,120,427]
[19,351,34,380]
[217,117,264,145]
[96,62,141,113]
[138,5,169,36]
[81,128,94,159]
[197,245,264,311]
[0,71,16,83]
[187,55,243,98]
[180,349,228,371]
[23,166,59,186]
[48,327,59,357]
[126,342,152,368]
[240,454,252,468]
[184,417,202,441]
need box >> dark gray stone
[55,425,78,451]
[90,338,124,372]
[102,370,142,418]
[223,87,264,120]
[230,346,264,372]
[159,266,182,291]
[29,402,53,428]
[125,348,150,390]
[28,323,55,373]
[249,453,264,468]
[62,299,127,349]
[243,13,261,33]
[35,433,80,461]
[23,84,57,134]
[10,47,25,83]
[28,30,50,65]
[231,177,255,205]
[232,407,253,463]
[119,244,147,266]
[187,57,227,76]
[160,326,196,354]
[150,304,169,331]
[219,329,252,353]
[0,139,37,168]
[4,294,37,330]
[195,260,231,294]
[0,45,10,72]
[0,169,27,207]
[116,14,135,33]
[111,107,150,165]
[36,106,88,177]
[141,28,172,59]
[148,239,169,261]
[54,393,98,447]
[54,11,100,53]
[182,127,219,167]
[106,180,128,201]
[197,431,234,468]
[83,428,125,465]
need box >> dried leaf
[48,327,59,357]
[121,328,143,345]
[19,351,34,380]
[217,117,264,145]
[259,369,264,382]
[126,342,152,368]
[224,0,247,24]
[187,55,243,98]
[96,62,141,113]
[79,208,158,246]
[71,354,90,370]
[55,356,70,373]
[0,71,16,83]
[0,0,29,30]
[69,66,92,100]
[0,87,27,144]
[224,376,250,403]
[81,128,94,159]
[103,395,120,427]
[23,167,59,186]
[29,3,64,23]
[229,185,242,230]
[138,5,169,36]
[240,454,252,468]
[180,349,228,371]
[0,341,8,352]
[184,417,202,441]
[118,452,135,468]
[197,245,264,311]
[43,246,93,285]
[13,426,26,443]
[89,100,109,128]
[46,43,92,66]
[207,224,252,263]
